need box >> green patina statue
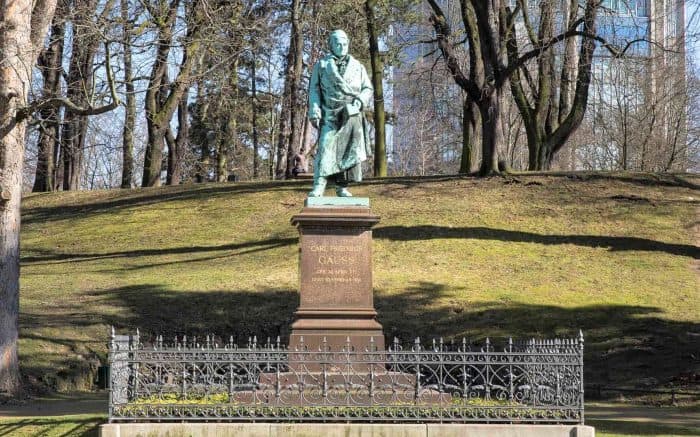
[308,30,373,197]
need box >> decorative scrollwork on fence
[108,329,584,423]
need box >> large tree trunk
[460,97,478,174]
[33,11,64,192]
[167,91,189,185]
[526,128,553,171]
[0,0,58,398]
[120,0,135,188]
[478,90,502,176]
[365,0,387,177]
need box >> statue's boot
[336,186,352,197]
[308,177,327,197]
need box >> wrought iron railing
[108,329,585,423]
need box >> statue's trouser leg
[309,154,327,196]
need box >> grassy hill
[18,172,699,397]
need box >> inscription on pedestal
[300,229,372,308]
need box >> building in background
[578,0,688,171]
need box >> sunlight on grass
[0,415,104,437]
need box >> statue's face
[330,35,349,58]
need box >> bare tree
[425,0,607,175]
[32,3,66,192]
[61,0,117,190]
[508,0,601,170]
[141,0,205,187]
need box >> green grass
[18,172,699,397]
[590,420,699,437]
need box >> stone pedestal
[289,198,384,353]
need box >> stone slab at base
[305,197,370,207]
[100,423,595,437]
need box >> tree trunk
[167,91,188,184]
[216,129,228,182]
[460,97,478,174]
[478,90,502,176]
[365,0,386,177]
[193,83,208,183]
[275,0,302,179]
[33,13,64,192]
[0,88,23,396]
[120,0,135,188]
[284,0,305,179]
[142,1,178,187]
[217,64,237,183]
[558,0,580,125]
[0,0,58,398]
[251,55,260,179]
[527,131,553,171]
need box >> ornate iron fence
[108,329,585,423]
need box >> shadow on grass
[20,282,699,394]
[21,237,296,265]
[588,419,700,436]
[0,416,101,437]
[21,224,698,267]
[373,226,700,259]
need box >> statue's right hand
[310,118,320,129]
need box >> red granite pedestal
[289,203,384,354]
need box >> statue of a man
[308,30,373,197]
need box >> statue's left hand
[352,97,363,110]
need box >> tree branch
[16,41,121,121]
[425,0,480,100]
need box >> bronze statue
[308,30,373,197]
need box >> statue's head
[328,30,349,58]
